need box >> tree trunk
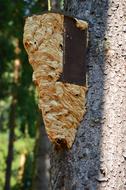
[4,97,17,190]
[32,118,50,190]
[4,58,20,190]
[50,0,126,189]
[51,0,61,9]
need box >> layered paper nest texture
[23,12,87,148]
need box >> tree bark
[32,118,50,190]
[50,0,126,189]
[4,96,17,190]
[4,58,20,190]
[51,0,61,10]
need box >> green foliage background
[0,0,48,189]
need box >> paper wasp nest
[23,12,88,149]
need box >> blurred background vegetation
[0,0,63,190]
